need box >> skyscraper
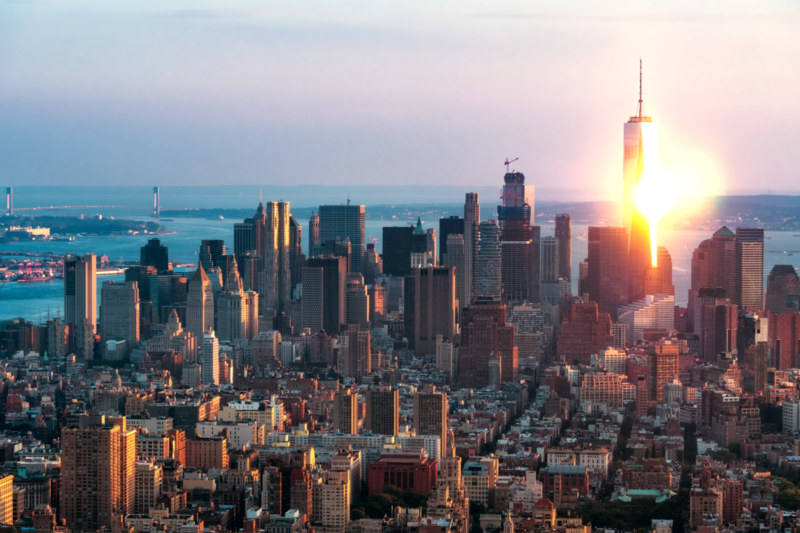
[308,211,321,257]
[464,193,480,307]
[333,388,358,434]
[412,266,456,357]
[413,385,447,456]
[261,201,292,312]
[100,281,140,355]
[587,226,629,321]
[382,226,415,277]
[289,215,304,291]
[64,253,97,333]
[439,216,464,264]
[477,220,501,299]
[365,385,399,436]
[187,266,214,343]
[341,323,371,380]
[555,214,572,281]
[735,227,765,310]
[769,311,800,370]
[345,275,370,330]
[60,415,136,531]
[234,218,254,257]
[622,61,656,234]
[766,265,800,313]
[530,225,541,303]
[557,302,614,365]
[444,234,466,309]
[217,258,258,342]
[627,128,653,304]
[199,240,226,272]
[303,256,347,334]
[459,298,517,388]
[140,239,169,272]
[202,330,219,385]
[319,201,366,273]
[540,237,559,283]
[498,172,534,303]
[647,339,679,405]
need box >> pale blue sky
[0,0,797,200]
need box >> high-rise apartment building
[647,340,679,405]
[303,256,347,334]
[558,302,614,366]
[100,281,139,354]
[341,324,371,381]
[60,415,136,531]
[202,330,219,385]
[555,214,572,281]
[766,265,800,313]
[587,226,629,320]
[199,240,226,272]
[134,461,163,514]
[464,193,480,307]
[333,388,358,434]
[498,172,534,303]
[140,239,169,272]
[459,298,517,388]
[186,266,214,344]
[319,201,366,273]
[365,385,399,436]
[477,220,501,299]
[414,385,447,456]
[412,266,456,357]
[316,471,350,528]
[64,253,97,332]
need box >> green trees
[350,485,430,520]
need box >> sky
[0,0,797,201]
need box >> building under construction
[498,170,535,303]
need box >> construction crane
[504,157,519,174]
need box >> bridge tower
[153,186,160,217]
[5,187,12,216]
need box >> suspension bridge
[5,187,164,216]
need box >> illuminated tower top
[629,59,652,123]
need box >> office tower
[647,340,679,404]
[444,234,465,309]
[426,227,437,266]
[626,129,653,304]
[656,246,675,295]
[587,226,629,320]
[540,237,559,283]
[498,171,534,303]
[187,266,214,342]
[368,282,387,323]
[477,220,501,299]
[577,259,589,298]
[769,311,800,370]
[365,385,399,436]
[333,388,358,434]
[64,253,97,331]
[135,461,163,514]
[617,294,676,344]
[439,216,465,264]
[464,193,480,306]
[217,263,258,342]
[530,224,541,303]
[239,251,260,292]
[622,61,656,234]
[322,237,352,273]
[413,385,447,456]
[319,201,366,273]
[383,225,428,277]
[689,240,712,327]
[766,265,800,313]
[125,265,157,320]
[410,218,436,267]
[289,215,303,290]
[60,415,136,531]
[459,298,517,388]
[100,281,139,353]
[234,218,254,257]
[436,335,455,379]
[346,275,370,330]
[141,238,169,272]
[202,330,219,385]
[364,243,382,285]
[199,240,226,272]
[736,228,764,309]
[754,316,769,393]
[555,214,572,281]
[695,289,737,362]
[404,274,416,347]
[412,266,456,357]
[308,211,321,257]
[341,324,371,380]
[557,302,614,365]
[257,201,292,312]
[303,256,346,334]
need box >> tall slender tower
[555,214,572,281]
[260,201,292,312]
[187,265,214,349]
[64,253,97,331]
[464,193,480,307]
[498,171,534,303]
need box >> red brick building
[769,311,800,370]
[539,465,589,498]
[557,303,614,365]
[622,460,672,491]
[368,453,437,496]
[185,436,229,469]
[459,299,517,388]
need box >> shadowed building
[459,297,517,388]
[766,265,800,314]
[412,266,456,357]
[558,302,614,366]
[555,214,572,281]
[499,172,534,303]
[365,385,399,436]
[587,226,628,321]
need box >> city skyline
[0,1,797,196]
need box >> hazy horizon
[0,0,798,199]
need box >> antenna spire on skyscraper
[637,58,644,119]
